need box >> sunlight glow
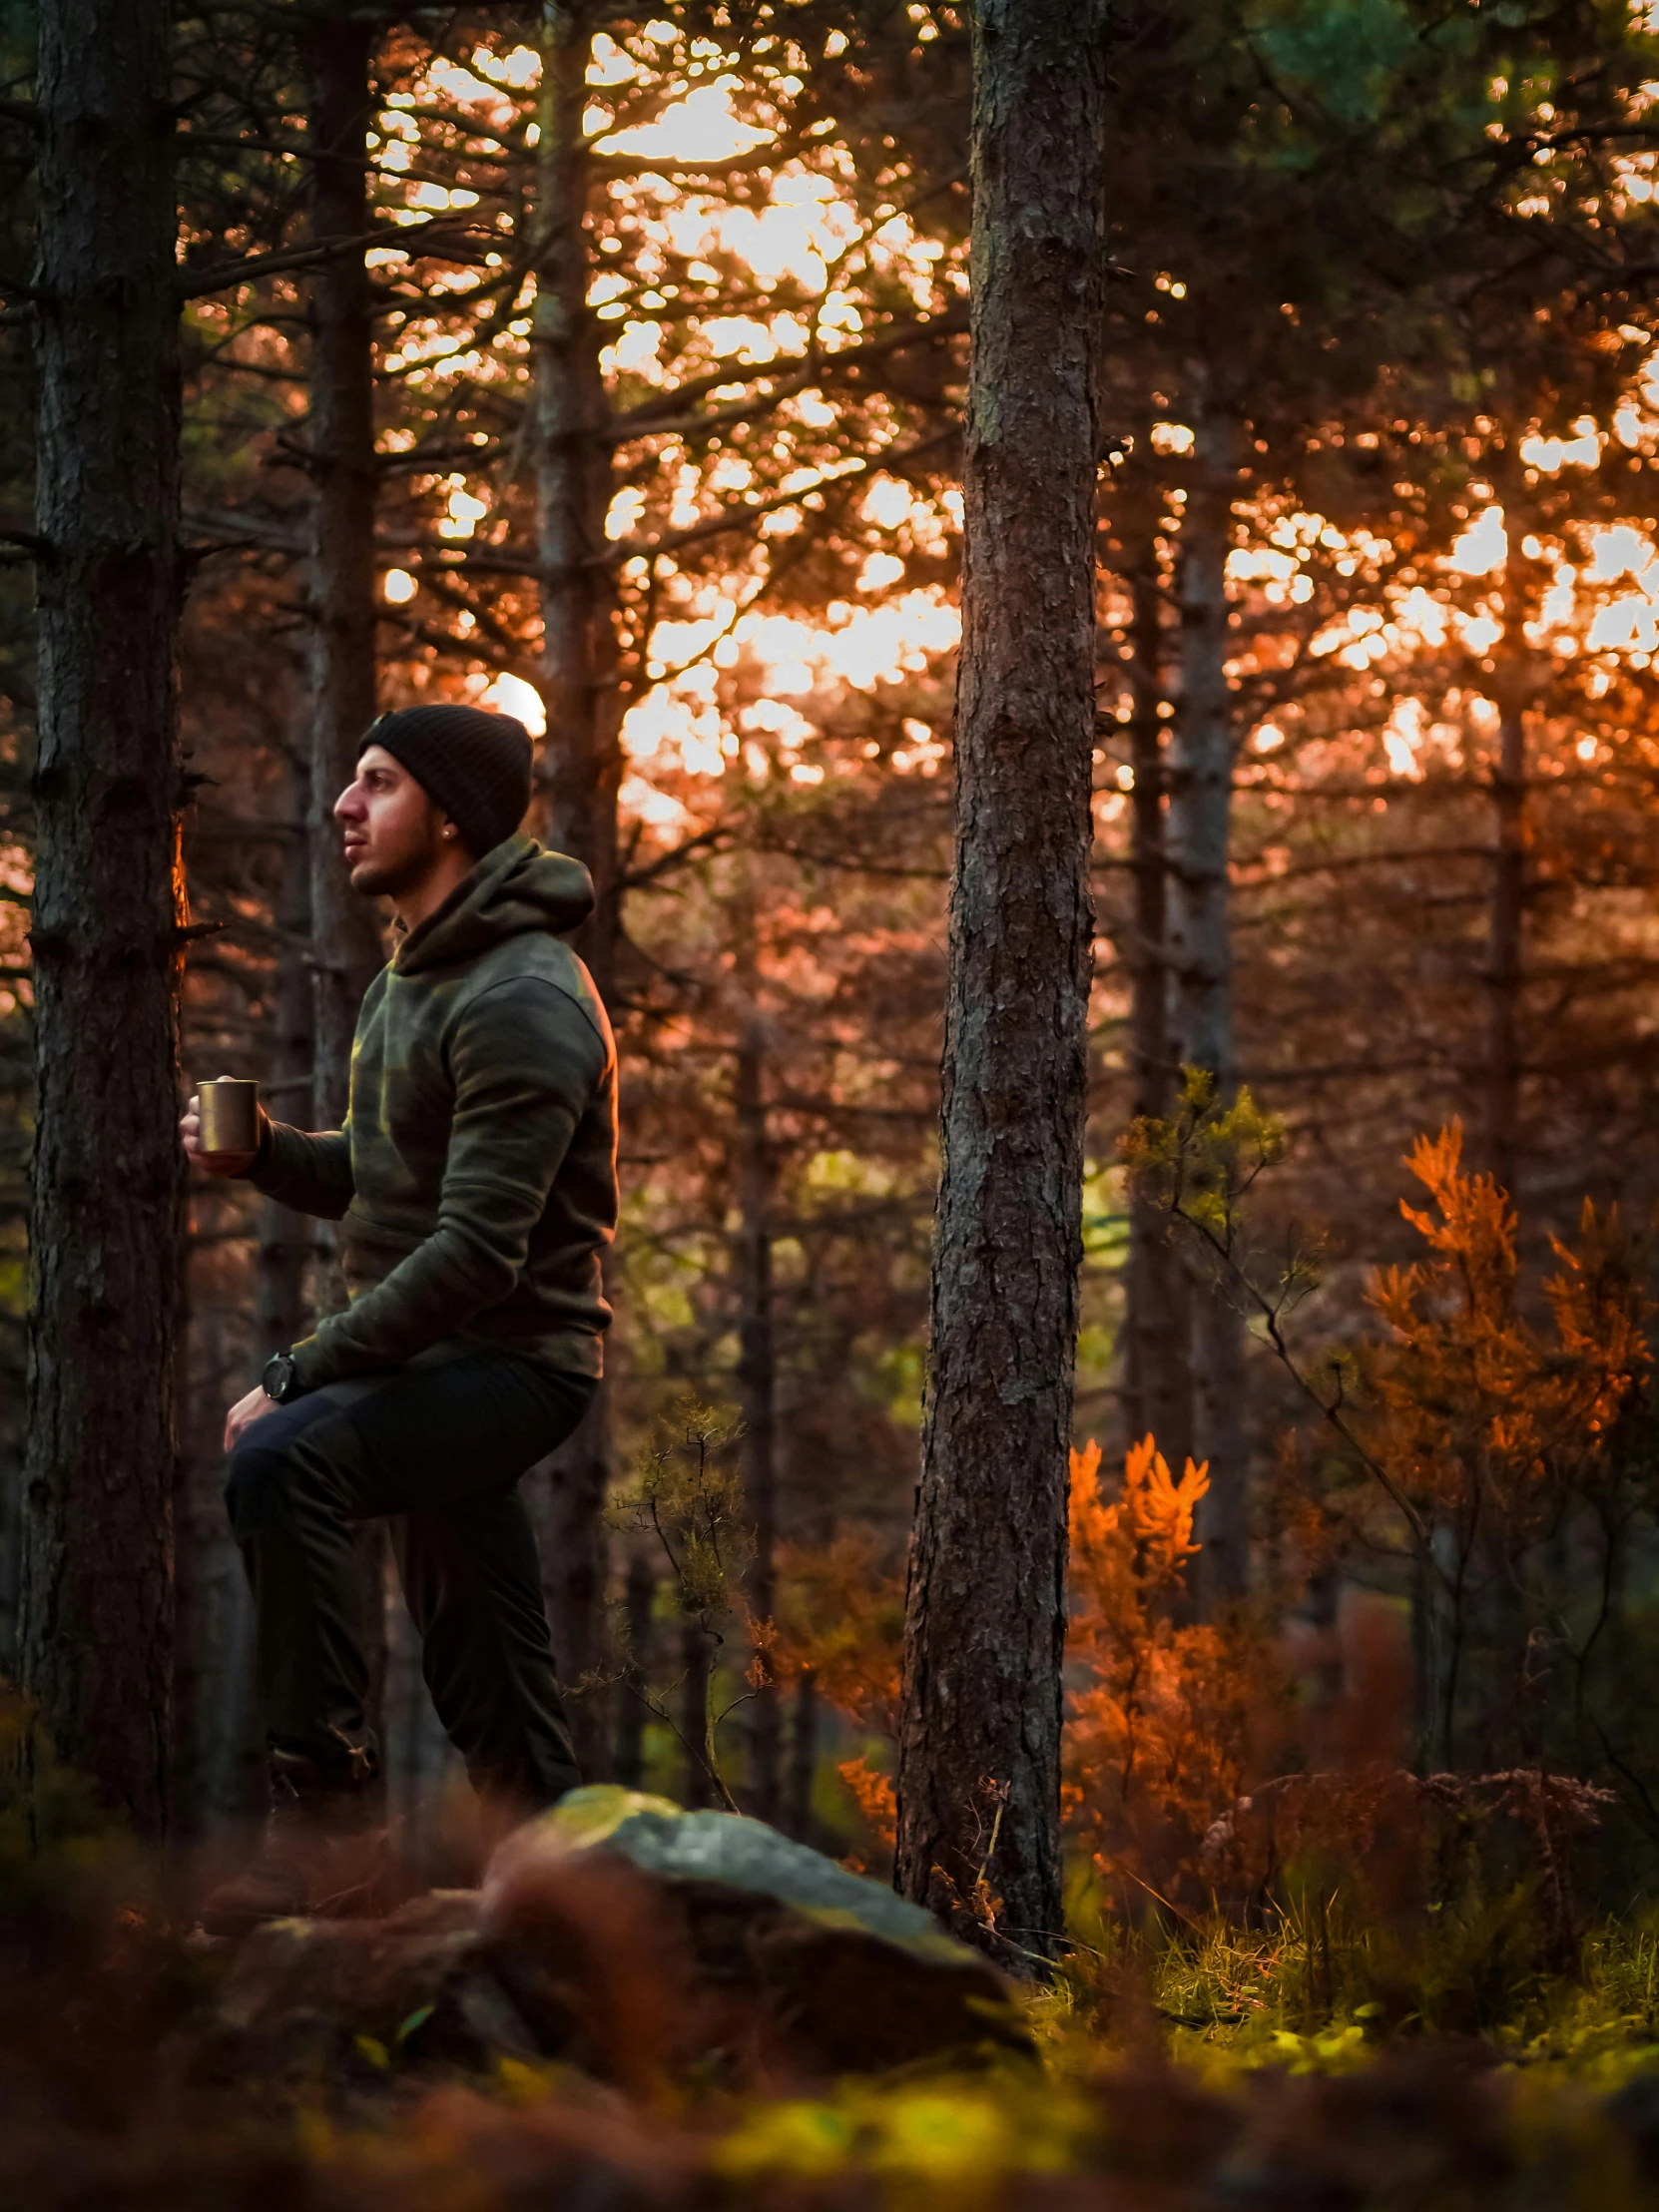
[483,673,546,737]
[469,44,540,90]
[606,486,648,540]
[438,483,488,540]
[1588,596,1659,653]
[1445,506,1508,576]
[1519,418,1603,473]
[616,589,960,799]
[892,717,945,776]
[857,551,905,593]
[861,476,916,531]
[369,50,969,839]
[599,79,774,162]
[1382,698,1426,780]
[1586,524,1654,581]
[1456,613,1503,655]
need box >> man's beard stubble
[347,854,408,898]
[346,825,442,900]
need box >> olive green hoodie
[249,833,617,1390]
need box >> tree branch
[178,215,496,298]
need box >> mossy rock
[484,1787,1032,2073]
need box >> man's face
[334,744,452,896]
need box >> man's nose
[333,781,364,822]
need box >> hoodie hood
[395,833,595,975]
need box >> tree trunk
[787,1669,818,1843]
[383,1562,462,1879]
[893,0,1106,1965]
[255,800,316,1361]
[614,1547,655,1787]
[679,1619,712,1809]
[535,1386,613,1778]
[1166,384,1247,1611]
[1486,680,1527,1204]
[531,1,621,1777]
[20,0,183,1833]
[734,937,782,1823]
[534,3,621,978]
[1122,556,1192,1468]
[301,8,384,1138]
[300,11,391,1751]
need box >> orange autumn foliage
[1359,1123,1653,1555]
[779,1452,1277,1885]
[773,1531,905,1858]
[1065,1436,1274,1898]
[835,1754,898,1848]
[773,1131,1653,1901]
[772,1530,904,1731]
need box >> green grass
[1032,1889,1659,2090]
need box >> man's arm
[246,1117,355,1221]
[284,975,607,1390]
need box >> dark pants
[225,1351,593,1807]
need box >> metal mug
[198,1077,261,1156]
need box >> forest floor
[11,1726,1659,2212]
[12,1903,1659,2210]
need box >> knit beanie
[359,704,534,859]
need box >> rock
[191,1888,540,2088]
[483,1786,1031,2074]
[191,1793,1029,2091]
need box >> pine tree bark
[734,932,782,1822]
[531,0,620,1781]
[787,1669,818,1843]
[1483,521,1538,1206]
[679,1619,712,1809]
[1166,385,1247,1610]
[613,1548,655,1787]
[255,805,315,1361]
[1480,469,1547,1203]
[1485,686,1525,1203]
[534,1385,613,1778]
[204,795,316,1823]
[534,4,622,976]
[301,8,384,1134]
[300,11,392,1749]
[893,0,1106,1963]
[1123,555,1193,1467]
[20,0,183,1832]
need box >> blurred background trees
[7,0,1659,1935]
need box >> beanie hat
[359,704,534,859]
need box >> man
[183,702,617,1932]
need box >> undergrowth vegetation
[6,1687,1659,2207]
[9,1128,1659,2206]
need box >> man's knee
[227,1414,353,1538]
[225,1435,300,1540]
[226,1398,365,1539]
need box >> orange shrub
[1065,1437,1277,1905]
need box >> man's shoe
[199,1747,386,1937]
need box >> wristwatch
[263,1352,303,1403]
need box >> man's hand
[224,1382,275,1454]
[181,1092,260,1178]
